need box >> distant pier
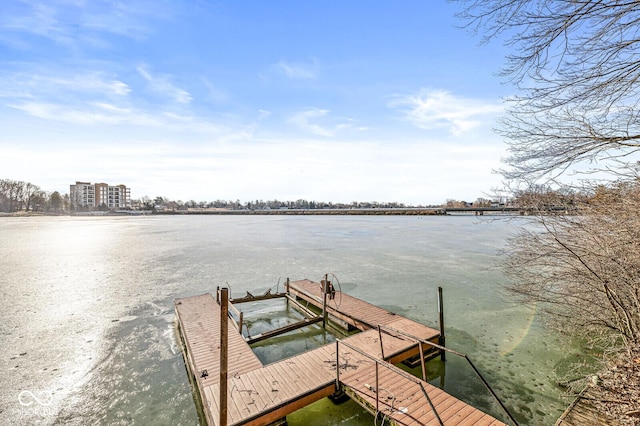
[175,278,512,425]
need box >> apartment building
[70,181,131,209]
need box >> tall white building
[70,181,131,209]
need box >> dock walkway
[287,278,413,330]
[175,279,507,426]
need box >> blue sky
[0,0,511,205]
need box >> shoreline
[1,208,446,217]
[1,207,533,217]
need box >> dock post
[220,287,229,426]
[216,286,220,304]
[335,340,340,389]
[375,362,379,415]
[418,341,427,381]
[322,274,328,329]
[438,286,446,362]
[377,325,385,361]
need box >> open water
[0,215,580,425]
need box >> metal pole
[438,286,446,362]
[375,362,379,416]
[418,383,444,426]
[335,340,340,390]
[465,355,519,426]
[377,325,385,361]
[322,274,328,328]
[219,287,229,426]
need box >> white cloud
[274,59,318,80]
[0,104,507,205]
[288,108,333,136]
[201,78,229,103]
[286,108,360,137]
[0,68,249,140]
[109,80,131,96]
[7,101,135,125]
[1,2,71,45]
[81,2,155,40]
[137,66,192,104]
[0,0,169,50]
[53,74,131,96]
[390,89,503,136]
[0,71,130,100]
[5,99,253,142]
[258,109,271,120]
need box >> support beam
[246,316,323,344]
[230,292,288,304]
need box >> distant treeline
[3,178,595,215]
[141,196,439,211]
[0,179,67,213]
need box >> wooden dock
[175,279,509,426]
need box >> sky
[0,0,513,205]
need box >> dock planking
[175,280,508,426]
[338,344,505,425]
[175,294,264,425]
[287,278,406,330]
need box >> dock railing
[336,339,445,426]
[377,324,519,426]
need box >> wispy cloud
[8,101,130,124]
[50,73,131,96]
[201,78,230,104]
[0,68,251,141]
[0,71,130,102]
[287,108,357,137]
[6,99,251,141]
[0,0,167,49]
[80,1,163,40]
[137,66,192,104]
[1,2,68,44]
[274,59,318,80]
[389,89,503,136]
[257,109,272,120]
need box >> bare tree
[22,182,42,212]
[457,8,640,416]
[457,0,640,182]
[457,0,640,340]
[501,181,640,423]
[0,179,25,212]
[457,5,640,422]
[504,182,640,348]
